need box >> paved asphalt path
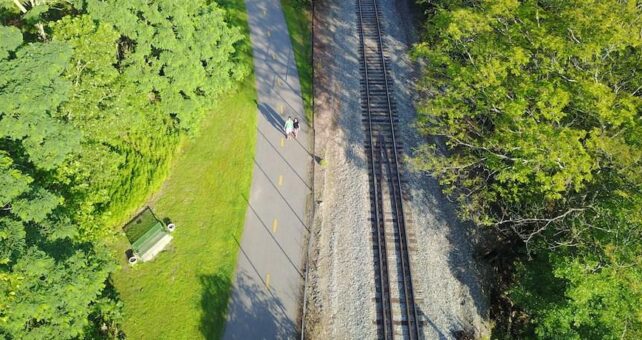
[223,0,312,339]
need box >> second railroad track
[356,0,421,339]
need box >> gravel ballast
[306,0,490,338]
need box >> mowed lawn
[111,1,257,337]
[281,0,313,122]
[111,74,256,339]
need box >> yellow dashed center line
[277,103,284,115]
[277,175,283,186]
[265,273,271,289]
[280,137,285,147]
[272,218,278,233]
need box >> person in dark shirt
[293,118,300,139]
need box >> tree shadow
[219,272,295,340]
[200,233,298,339]
[220,234,298,339]
[199,273,233,339]
[88,277,127,339]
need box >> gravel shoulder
[306,0,377,338]
[306,0,490,338]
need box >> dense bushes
[413,0,641,337]
[0,0,246,337]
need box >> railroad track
[356,0,421,339]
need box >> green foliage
[50,14,174,240]
[0,40,79,171]
[0,26,22,58]
[84,0,248,131]
[413,0,642,337]
[1,247,115,340]
[513,238,642,339]
[0,22,115,339]
[0,0,248,337]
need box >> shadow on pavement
[252,160,310,231]
[258,102,285,135]
[200,271,295,340]
[256,128,312,190]
[258,101,313,156]
[245,194,305,276]
[220,271,294,340]
[214,236,297,340]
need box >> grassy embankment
[281,0,313,122]
[110,0,257,338]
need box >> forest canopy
[0,0,247,337]
[413,0,642,338]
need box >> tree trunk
[13,0,27,13]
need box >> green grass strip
[112,75,257,339]
[281,0,313,123]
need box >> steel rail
[357,0,420,338]
[369,0,420,334]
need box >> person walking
[284,116,294,139]
[293,118,300,139]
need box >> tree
[1,248,115,339]
[413,0,642,337]
[1,0,248,337]
[0,25,76,231]
[0,24,116,338]
[85,0,248,131]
